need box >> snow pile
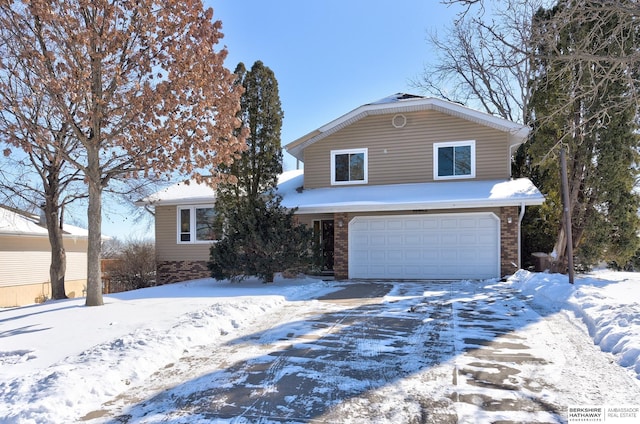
[508,269,640,381]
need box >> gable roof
[0,205,88,238]
[285,93,531,162]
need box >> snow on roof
[285,93,531,162]
[136,170,543,213]
[278,177,545,214]
[136,180,217,206]
[137,170,306,207]
[0,205,88,237]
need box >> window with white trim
[433,140,476,180]
[177,205,217,243]
[331,148,368,185]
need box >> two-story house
[279,93,544,280]
[140,93,544,284]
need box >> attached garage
[348,213,500,280]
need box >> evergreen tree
[514,1,640,270]
[217,60,283,205]
[209,61,313,282]
[209,196,312,283]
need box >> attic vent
[392,114,406,128]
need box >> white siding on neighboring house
[0,249,87,287]
[0,206,90,306]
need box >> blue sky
[102,0,462,239]
[210,0,460,169]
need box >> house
[281,93,545,280]
[0,205,89,307]
[140,93,544,284]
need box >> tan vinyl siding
[303,110,511,189]
[155,205,213,262]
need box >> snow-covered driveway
[78,280,640,424]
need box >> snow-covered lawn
[0,270,639,423]
[510,269,640,379]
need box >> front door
[321,220,334,271]
[314,220,334,272]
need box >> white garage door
[349,213,500,280]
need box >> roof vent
[392,114,407,128]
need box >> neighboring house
[140,93,545,284]
[0,205,89,307]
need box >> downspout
[518,202,526,269]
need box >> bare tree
[434,0,640,125]
[526,1,640,268]
[428,0,640,269]
[0,89,85,300]
[529,1,640,133]
[0,0,246,306]
[416,0,544,123]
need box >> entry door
[321,220,334,271]
[313,220,334,271]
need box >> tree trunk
[552,225,568,272]
[45,199,67,300]
[40,159,68,300]
[85,153,104,306]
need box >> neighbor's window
[177,205,217,243]
[433,141,476,180]
[331,148,368,185]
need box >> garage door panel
[441,234,458,244]
[388,235,403,244]
[349,213,499,279]
[404,219,422,230]
[369,235,385,245]
[441,218,458,229]
[459,233,478,244]
[404,235,421,246]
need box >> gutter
[287,198,545,215]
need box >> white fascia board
[135,196,216,207]
[291,197,545,214]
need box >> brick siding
[157,260,210,285]
[333,212,349,280]
[500,206,520,277]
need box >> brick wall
[157,260,210,285]
[333,212,349,280]
[500,206,520,277]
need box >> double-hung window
[331,148,368,185]
[177,205,217,243]
[433,140,476,180]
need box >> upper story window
[331,148,368,185]
[433,140,476,180]
[177,205,217,244]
